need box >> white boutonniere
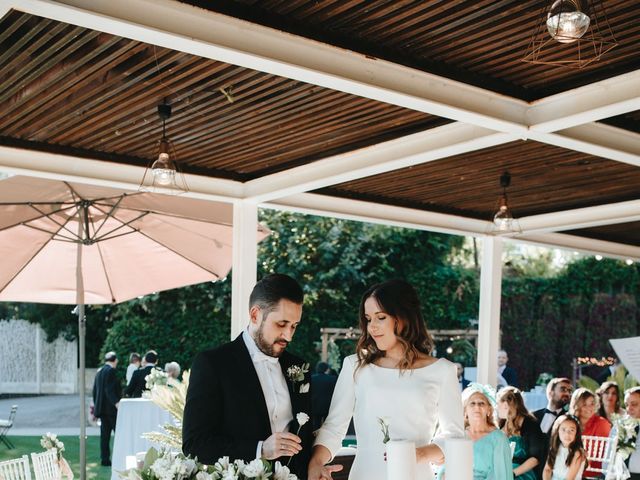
[286,412,310,467]
[286,363,309,393]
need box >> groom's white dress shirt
[242,330,293,457]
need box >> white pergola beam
[518,200,640,234]
[533,123,640,168]
[231,200,259,339]
[244,124,514,203]
[527,71,640,132]
[8,0,528,134]
[0,145,244,202]
[515,232,640,262]
[264,193,488,238]
[476,236,503,388]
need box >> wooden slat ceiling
[182,0,640,100]
[318,141,640,221]
[0,3,638,249]
[0,11,445,180]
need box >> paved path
[0,395,99,436]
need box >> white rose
[296,412,310,427]
[298,383,310,393]
[241,459,266,478]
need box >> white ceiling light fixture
[488,171,522,236]
[140,101,188,193]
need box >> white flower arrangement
[611,414,639,460]
[120,449,298,480]
[145,368,170,390]
[40,432,65,459]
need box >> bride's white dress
[315,355,464,480]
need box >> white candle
[125,455,137,470]
[444,438,473,480]
[386,440,416,480]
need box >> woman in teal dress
[498,386,547,480]
[438,383,512,479]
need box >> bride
[308,279,464,480]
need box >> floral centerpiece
[122,448,298,480]
[125,370,301,480]
[607,414,639,480]
[40,432,74,480]
[40,432,65,460]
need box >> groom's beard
[255,321,288,357]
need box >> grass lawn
[0,436,112,480]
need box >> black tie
[545,409,559,416]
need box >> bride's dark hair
[356,279,434,372]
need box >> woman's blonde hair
[356,279,433,373]
[569,388,599,418]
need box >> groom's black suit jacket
[182,335,312,478]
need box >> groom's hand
[262,432,302,460]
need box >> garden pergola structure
[1,0,639,394]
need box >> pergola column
[231,200,258,339]
[476,236,504,387]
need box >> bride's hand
[307,461,343,480]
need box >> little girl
[543,415,587,480]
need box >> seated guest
[455,362,471,392]
[543,414,586,480]
[165,361,181,380]
[126,352,141,385]
[568,388,610,477]
[125,350,159,398]
[497,386,546,480]
[595,381,625,422]
[462,383,513,479]
[534,377,573,437]
[497,350,519,389]
[624,387,640,480]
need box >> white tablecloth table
[110,398,173,480]
[523,390,547,411]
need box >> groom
[183,274,312,478]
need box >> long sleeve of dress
[314,356,357,460]
[491,431,514,480]
[431,361,465,454]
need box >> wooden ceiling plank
[1,36,138,135]
[0,18,57,79]
[51,51,201,145]
[0,27,100,104]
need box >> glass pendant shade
[493,199,515,233]
[151,140,175,186]
[547,0,590,43]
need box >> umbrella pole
[76,209,87,480]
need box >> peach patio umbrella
[0,175,268,478]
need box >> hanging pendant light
[139,101,188,194]
[151,103,176,186]
[546,0,590,43]
[488,172,521,235]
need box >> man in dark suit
[92,351,121,466]
[311,362,337,431]
[497,349,519,388]
[183,274,312,479]
[454,362,470,392]
[124,350,158,398]
[532,377,573,436]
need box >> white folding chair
[582,434,618,478]
[0,405,18,449]
[0,455,32,480]
[30,450,60,480]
